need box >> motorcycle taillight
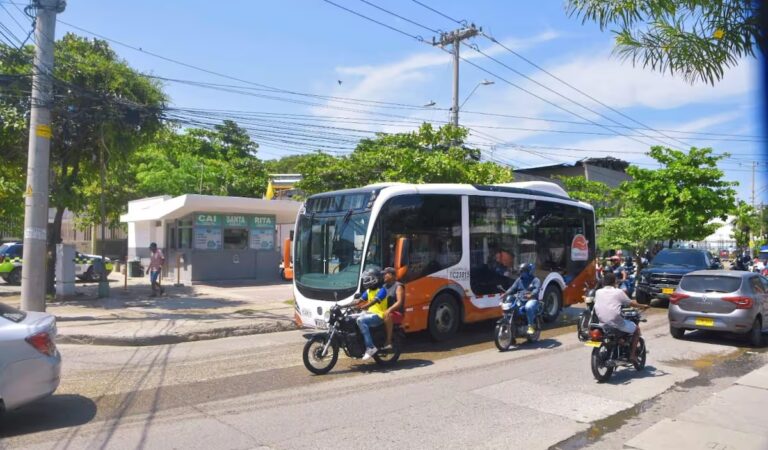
[589,328,603,341]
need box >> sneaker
[160,288,166,296]
[381,344,393,351]
[362,347,378,360]
[527,325,535,335]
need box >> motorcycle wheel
[494,319,515,351]
[591,345,614,383]
[302,335,339,375]
[633,337,647,371]
[577,311,590,342]
[373,330,403,366]
[526,317,542,343]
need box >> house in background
[265,173,303,200]
[513,157,632,188]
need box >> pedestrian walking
[147,242,165,296]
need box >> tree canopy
[557,175,618,221]
[623,146,736,244]
[566,0,762,84]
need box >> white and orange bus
[292,181,597,340]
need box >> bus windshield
[294,210,371,297]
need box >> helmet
[518,263,534,275]
[360,268,381,290]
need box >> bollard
[124,255,128,291]
[174,253,184,287]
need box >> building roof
[120,194,301,224]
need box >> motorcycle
[302,298,405,375]
[585,308,647,382]
[576,286,597,342]
[493,288,542,351]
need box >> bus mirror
[289,230,294,241]
[394,237,409,281]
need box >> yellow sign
[36,124,52,139]
[25,185,33,197]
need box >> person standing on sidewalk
[147,242,165,296]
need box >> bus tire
[542,284,562,323]
[429,293,460,341]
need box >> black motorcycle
[494,290,542,351]
[302,299,405,375]
[576,287,596,342]
[586,308,647,382]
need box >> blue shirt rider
[507,263,542,335]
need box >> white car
[74,252,114,282]
[0,303,61,413]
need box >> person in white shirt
[594,272,649,363]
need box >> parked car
[0,242,23,285]
[635,248,721,304]
[74,251,114,282]
[668,270,766,346]
[0,303,61,413]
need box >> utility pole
[432,24,480,128]
[21,0,66,312]
[752,161,757,209]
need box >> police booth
[121,195,301,283]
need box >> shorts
[389,311,403,324]
[614,319,637,334]
[150,269,161,284]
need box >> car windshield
[0,303,26,323]
[652,250,706,268]
[680,275,742,293]
[0,244,12,255]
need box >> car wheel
[7,267,21,285]
[541,284,562,323]
[428,293,460,341]
[749,317,763,348]
[670,325,685,339]
[636,289,650,305]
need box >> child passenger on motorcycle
[354,268,388,360]
[594,272,649,364]
[507,263,541,335]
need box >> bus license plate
[695,317,714,327]
[585,341,601,347]
[662,288,674,294]
[315,319,327,329]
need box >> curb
[56,320,298,347]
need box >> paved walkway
[626,361,768,450]
[0,274,296,346]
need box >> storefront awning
[120,194,301,225]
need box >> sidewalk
[0,274,297,346]
[625,361,768,450]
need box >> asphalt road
[1,310,765,449]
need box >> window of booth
[223,228,249,249]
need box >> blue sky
[3,0,766,203]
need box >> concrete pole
[21,0,65,312]
[451,36,459,128]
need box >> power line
[410,0,465,26]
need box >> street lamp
[459,79,494,110]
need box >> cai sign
[224,215,248,227]
[195,214,221,227]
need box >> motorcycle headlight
[501,302,514,311]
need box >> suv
[636,248,721,304]
[0,243,23,285]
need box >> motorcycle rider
[507,263,541,335]
[607,255,628,295]
[354,268,388,360]
[594,272,649,364]
[622,256,636,296]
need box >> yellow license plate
[585,341,601,347]
[695,317,714,327]
[662,288,674,294]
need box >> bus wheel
[429,294,460,341]
[542,284,562,323]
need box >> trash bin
[129,260,143,278]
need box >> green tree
[566,0,762,84]
[132,121,267,198]
[598,207,675,276]
[624,146,736,246]
[731,200,759,249]
[0,34,166,292]
[295,124,513,195]
[556,176,618,221]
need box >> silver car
[0,303,61,413]
[668,270,767,346]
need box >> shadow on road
[0,394,97,438]
[603,364,669,385]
